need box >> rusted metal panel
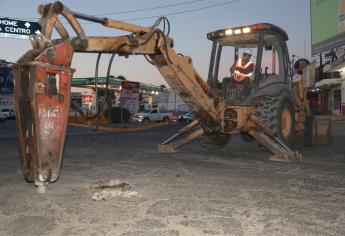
[314,116,332,145]
[14,40,75,184]
[36,41,74,66]
[14,63,74,183]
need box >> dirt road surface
[0,120,344,235]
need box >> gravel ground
[0,120,344,236]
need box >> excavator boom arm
[14,1,224,185]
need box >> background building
[70,75,187,117]
[311,0,345,115]
[0,59,14,110]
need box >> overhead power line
[78,0,242,24]
[0,0,206,20]
[94,0,205,16]
[120,0,241,22]
[0,0,241,24]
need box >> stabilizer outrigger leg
[157,112,301,162]
[157,120,204,153]
[247,114,301,162]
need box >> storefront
[315,71,345,115]
[71,76,172,115]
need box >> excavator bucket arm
[14,1,224,188]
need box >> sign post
[120,81,140,125]
[0,17,41,39]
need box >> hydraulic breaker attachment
[14,41,74,187]
[157,120,204,153]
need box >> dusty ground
[0,120,345,236]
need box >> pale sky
[0,0,311,86]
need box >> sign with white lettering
[121,81,140,114]
[0,17,41,39]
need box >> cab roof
[207,23,288,48]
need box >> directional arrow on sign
[0,17,41,40]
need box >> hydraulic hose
[94,52,102,130]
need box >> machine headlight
[242,27,251,33]
[225,29,233,35]
[234,29,241,34]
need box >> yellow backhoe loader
[13,2,331,191]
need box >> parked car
[0,113,6,123]
[133,108,173,122]
[0,108,15,119]
[179,111,197,123]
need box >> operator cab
[206,23,292,105]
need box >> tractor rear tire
[256,95,296,146]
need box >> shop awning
[315,78,344,88]
[71,76,170,93]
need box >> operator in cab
[230,49,254,101]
